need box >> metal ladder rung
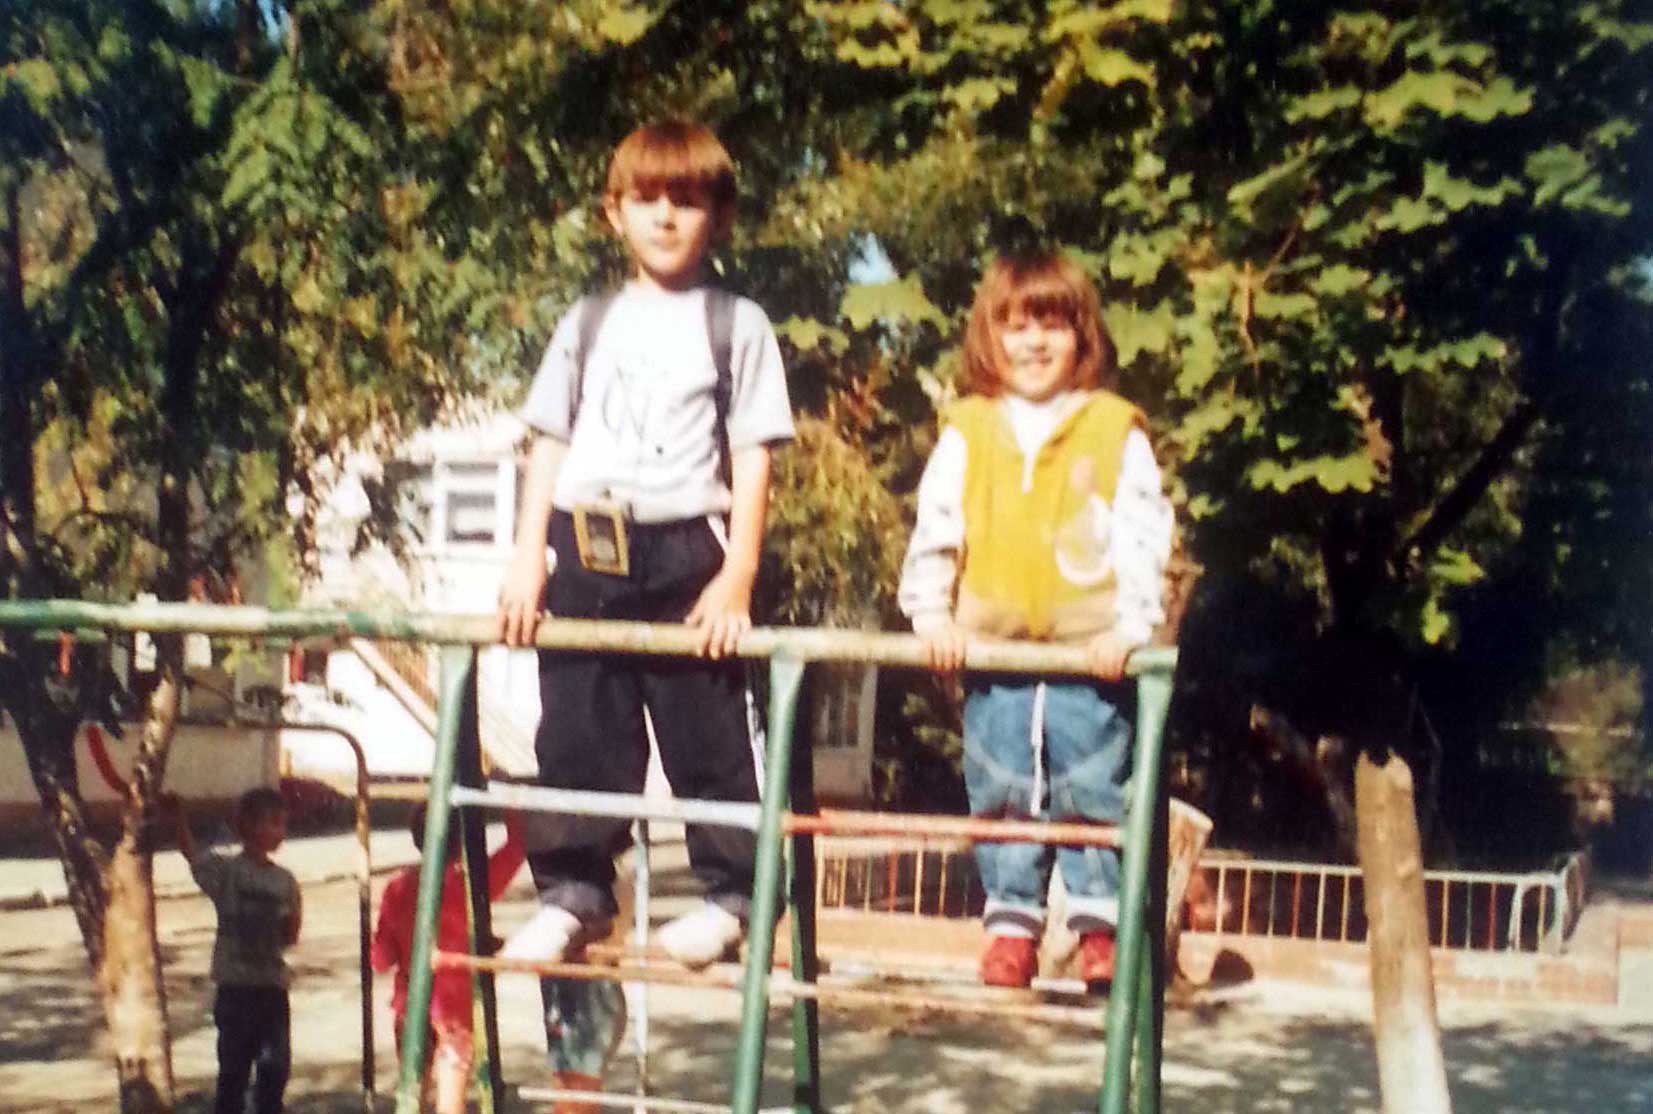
[517,1087,792,1114]
[448,783,762,830]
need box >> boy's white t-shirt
[519,283,795,523]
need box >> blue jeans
[542,977,627,1076]
[962,677,1132,936]
[213,984,290,1114]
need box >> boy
[372,806,528,1114]
[496,120,794,970]
[169,788,302,1114]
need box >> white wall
[0,721,279,813]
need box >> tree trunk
[1355,747,1452,1114]
[97,652,183,1113]
[101,834,175,1113]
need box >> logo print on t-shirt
[597,345,669,445]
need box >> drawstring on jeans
[1030,682,1047,816]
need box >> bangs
[988,259,1087,326]
[606,121,737,209]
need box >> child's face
[997,312,1079,402]
[604,183,725,289]
[240,809,287,855]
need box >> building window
[392,459,513,552]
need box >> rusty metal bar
[788,809,1119,847]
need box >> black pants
[529,512,761,924]
[213,984,290,1114]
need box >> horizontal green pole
[0,600,1176,678]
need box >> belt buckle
[573,502,630,577]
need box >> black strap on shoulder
[570,287,737,489]
[570,291,617,430]
[705,287,738,489]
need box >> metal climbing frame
[0,602,1175,1114]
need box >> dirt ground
[3,870,1652,1114]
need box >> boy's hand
[496,549,549,647]
[914,616,968,673]
[1084,631,1135,682]
[685,567,753,660]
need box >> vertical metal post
[1100,666,1174,1114]
[456,655,504,1112]
[349,732,376,1113]
[788,666,823,1114]
[731,654,807,1114]
[1130,746,1170,1114]
[632,818,652,1112]
[395,646,474,1114]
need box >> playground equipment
[0,601,1175,1114]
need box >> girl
[899,252,1173,989]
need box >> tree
[1,3,492,1108]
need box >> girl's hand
[686,568,753,660]
[496,549,549,647]
[914,616,968,673]
[1084,631,1134,681]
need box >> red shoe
[1078,929,1116,987]
[980,934,1038,988]
[550,1071,602,1114]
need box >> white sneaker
[656,902,744,969]
[500,905,583,963]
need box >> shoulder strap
[705,287,738,489]
[570,291,618,429]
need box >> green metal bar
[455,656,504,1114]
[1131,753,1171,1114]
[1100,667,1176,1114]
[0,599,1175,676]
[788,672,823,1114]
[731,655,807,1114]
[395,646,474,1114]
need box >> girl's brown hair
[960,253,1117,396]
[605,120,738,214]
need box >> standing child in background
[899,252,1174,990]
[495,120,794,972]
[169,788,302,1114]
[372,806,530,1114]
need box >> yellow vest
[952,392,1145,643]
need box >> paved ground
[3,829,1652,1113]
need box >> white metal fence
[815,840,1589,955]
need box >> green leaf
[1382,334,1508,373]
[1310,264,1370,297]
[1247,452,1380,494]
[775,316,850,355]
[1251,290,1318,320]
[596,5,659,45]
[1421,162,1521,210]
[4,59,62,109]
[1227,153,1309,215]
[1075,42,1153,87]
[944,77,1015,113]
[1103,300,1176,366]
[1524,144,1591,204]
[839,275,947,331]
[1374,195,1442,233]
[1420,596,1452,645]
[1430,547,1486,587]
[1284,86,1361,122]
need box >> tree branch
[1249,703,1359,857]
[1398,397,1541,565]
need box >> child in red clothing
[372,806,525,1114]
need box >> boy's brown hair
[605,120,737,216]
[236,787,286,828]
[960,253,1117,397]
